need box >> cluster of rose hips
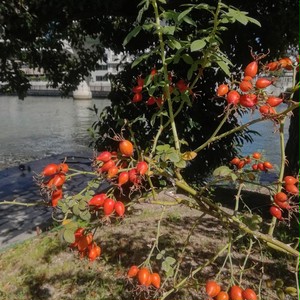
[88,193,125,218]
[270,175,299,220]
[39,162,69,206]
[127,265,161,290]
[216,56,295,115]
[69,228,101,261]
[131,67,193,107]
[95,139,149,190]
[206,281,257,300]
[230,152,273,172]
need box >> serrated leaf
[156,144,171,152]
[285,287,297,296]
[156,253,163,260]
[165,256,176,265]
[182,54,193,65]
[230,173,238,181]
[182,15,196,27]
[175,159,187,168]
[73,204,80,216]
[79,200,87,210]
[167,151,180,163]
[216,60,230,76]
[131,52,150,68]
[80,210,91,221]
[161,26,176,35]
[178,7,192,21]
[162,261,170,272]
[187,66,194,81]
[64,220,78,230]
[63,229,75,243]
[247,17,261,27]
[181,92,192,106]
[213,166,232,177]
[58,202,69,213]
[190,39,206,52]
[123,25,142,46]
[166,268,174,277]
[182,151,197,161]
[276,289,285,300]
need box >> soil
[0,187,297,300]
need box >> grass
[0,202,297,300]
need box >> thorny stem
[174,180,299,257]
[239,238,254,284]
[227,233,235,285]
[234,183,244,213]
[173,213,206,285]
[268,117,286,236]
[152,0,180,152]
[0,200,42,207]
[193,103,299,153]
[68,167,96,175]
[144,207,165,268]
[147,175,158,200]
[161,242,229,300]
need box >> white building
[89,49,131,95]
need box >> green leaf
[63,229,75,243]
[166,151,180,163]
[161,26,176,35]
[131,52,151,68]
[78,200,87,210]
[230,173,238,181]
[247,17,261,27]
[80,210,91,221]
[190,39,206,52]
[156,144,171,152]
[166,38,182,50]
[165,256,176,265]
[181,92,192,106]
[156,253,163,260]
[73,204,80,216]
[123,26,142,46]
[182,54,193,65]
[178,7,192,21]
[162,261,170,273]
[175,159,187,168]
[213,166,232,177]
[216,60,231,76]
[182,15,196,27]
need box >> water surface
[0,96,110,169]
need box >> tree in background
[0,0,298,178]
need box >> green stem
[173,213,206,285]
[161,242,229,300]
[268,117,286,236]
[234,183,244,213]
[193,103,299,153]
[239,238,254,284]
[175,180,299,257]
[144,207,165,267]
[0,200,43,207]
[152,0,180,151]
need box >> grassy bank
[0,198,296,300]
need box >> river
[0,96,110,170]
[0,96,290,172]
[239,109,289,167]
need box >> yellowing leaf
[62,219,72,226]
[181,151,197,161]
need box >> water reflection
[0,96,110,169]
[240,108,290,168]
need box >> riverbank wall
[0,82,110,98]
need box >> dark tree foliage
[0,0,298,180]
[285,73,299,177]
